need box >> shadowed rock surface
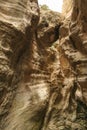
[0,0,87,130]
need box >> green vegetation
[40,4,49,10]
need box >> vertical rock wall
[62,0,73,18]
[0,0,87,130]
[0,0,41,130]
[55,0,87,129]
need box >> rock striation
[62,0,73,18]
[54,0,87,129]
[0,0,87,130]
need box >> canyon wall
[62,0,73,17]
[56,0,87,129]
[0,0,87,130]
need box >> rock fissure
[0,0,87,130]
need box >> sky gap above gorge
[38,0,63,12]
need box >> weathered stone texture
[56,0,87,129]
[0,0,39,31]
[62,0,73,17]
[0,0,87,130]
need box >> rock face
[0,0,87,130]
[37,8,63,47]
[0,0,40,130]
[56,0,87,129]
[62,0,73,18]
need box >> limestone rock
[0,0,39,31]
[54,0,87,129]
[37,8,63,47]
[0,0,87,130]
[0,0,41,130]
[62,0,73,18]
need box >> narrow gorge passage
[3,23,61,130]
[0,0,87,130]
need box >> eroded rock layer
[0,0,87,130]
[62,0,73,18]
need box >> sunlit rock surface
[62,0,73,18]
[0,0,87,130]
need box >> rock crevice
[0,0,87,130]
